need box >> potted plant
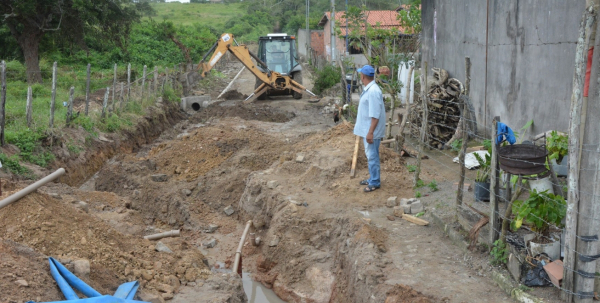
[512,190,566,260]
[546,131,568,177]
[474,152,491,202]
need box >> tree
[0,0,142,84]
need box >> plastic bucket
[474,182,490,202]
[529,177,554,194]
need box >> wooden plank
[563,8,595,302]
[489,116,500,245]
[350,136,360,178]
[402,214,429,226]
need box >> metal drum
[498,144,548,175]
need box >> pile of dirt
[384,284,442,303]
[0,191,209,301]
[220,90,248,100]
[193,103,295,123]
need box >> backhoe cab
[198,33,315,104]
[255,34,303,99]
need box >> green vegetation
[547,131,568,162]
[450,139,462,152]
[407,164,417,172]
[149,3,245,27]
[414,211,425,217]
[511,190,566,240]
[428,179,438,192]
[415,191,422,198]
[490,239,509,265]
[415,179,425,188]
[313,64,342,95]
[0,153,32,178]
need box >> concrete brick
[386,196,398,208]
[507,253,522,282]
[410,202,424,214]
[401,204,411,214]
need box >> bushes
[313,65,342,95]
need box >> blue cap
[357,65,375,77]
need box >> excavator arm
[198,33,317,103]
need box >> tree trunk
[16,25,43,84]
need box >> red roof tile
[318,10,403,35]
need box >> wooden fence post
[563,8,596,302]
[456,57,471,206]
[112,63,117,105]
[66,86,75,125]
[141,65,147,100]
[85,63,91,116]
[154,66,158,93]
[0,61,6,146]
[163,67,168,93]
[120,82,124,110]
[101,87,109,118]
[489,116,500,244]
[49,61,57,128]
[127,63,131,102]
[414,61,428,187]
[26,86,33,128]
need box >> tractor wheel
[292,72,303,99]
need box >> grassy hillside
[149,2,246,27]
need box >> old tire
[292,72,303,99]
[255,78,267,100]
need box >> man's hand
[366,132,374,144]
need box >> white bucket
[529,177,554,195]
[530,235,561,261]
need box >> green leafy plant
[0,153,33,178]
[415,179,425,188]
[407,164,417,172]
[414,211,425,217]
[490,239,509,265]
[474,152,491,182]
[450,139,462,152]
[546,131,568,162]
[428,179,438,192]
[482,139,492,152]
[511,190,566,241]
[415,191,422,198]
[313,64,342,95]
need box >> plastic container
[529,176,554,194]
[530,235,561,261]
[474,182,490,202]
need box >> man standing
[354,65,386,192]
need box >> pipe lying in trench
[143,229,181,240]
[0,168,66,211]
[233,220,252,277]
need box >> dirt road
[0,61,515,303]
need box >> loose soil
[0,61,523,303]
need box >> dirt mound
[0,191,209,300]
[385,284,441,303]
[220,90,248,100]
[0,239,63,302]
[194,104,295,123]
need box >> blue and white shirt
[353,81,386,139]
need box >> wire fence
[0,60,188,143]
[392,55,600,301]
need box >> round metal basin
[498,144,548,175]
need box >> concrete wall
[422,0,584,136]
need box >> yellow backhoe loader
[198,33,317,103]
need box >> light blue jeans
[363,137,381,187]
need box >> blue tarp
[26,258,148,303]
